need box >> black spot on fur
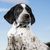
[45,42,50,47]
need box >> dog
[4,3,50,50]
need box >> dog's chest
[7,26,48,50]
[14,27,37,50]
[8,26,33,42]
[8,27,36,49]
[14,27,34,43]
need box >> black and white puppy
[4,3,50,50]
[4,3,35,26]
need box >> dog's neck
[12,22,30,29]
[7,22,30,37]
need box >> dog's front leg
[6,35,15,50]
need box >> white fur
[7,23,49,50]
[21,4,26,8]
[7,4,49,50]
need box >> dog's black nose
[24,14,29,19]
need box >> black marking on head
[25,5,35,25]
[4,4,23,24]
[14,4,23,18]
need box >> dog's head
[4,3,35,26]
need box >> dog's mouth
[16,22,29,28]
[22,21,30,24]
[16,20,30,28]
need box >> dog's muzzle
[22,14,30,22]
[16,14,31,28]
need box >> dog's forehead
[21,4,26,8]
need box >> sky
[0,0,50,50]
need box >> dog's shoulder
[7,25,17,37]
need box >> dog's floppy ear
[30,11,35,25]
[4,7,16,24]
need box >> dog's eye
[17,8,22,13]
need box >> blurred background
[0,0,50,50]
